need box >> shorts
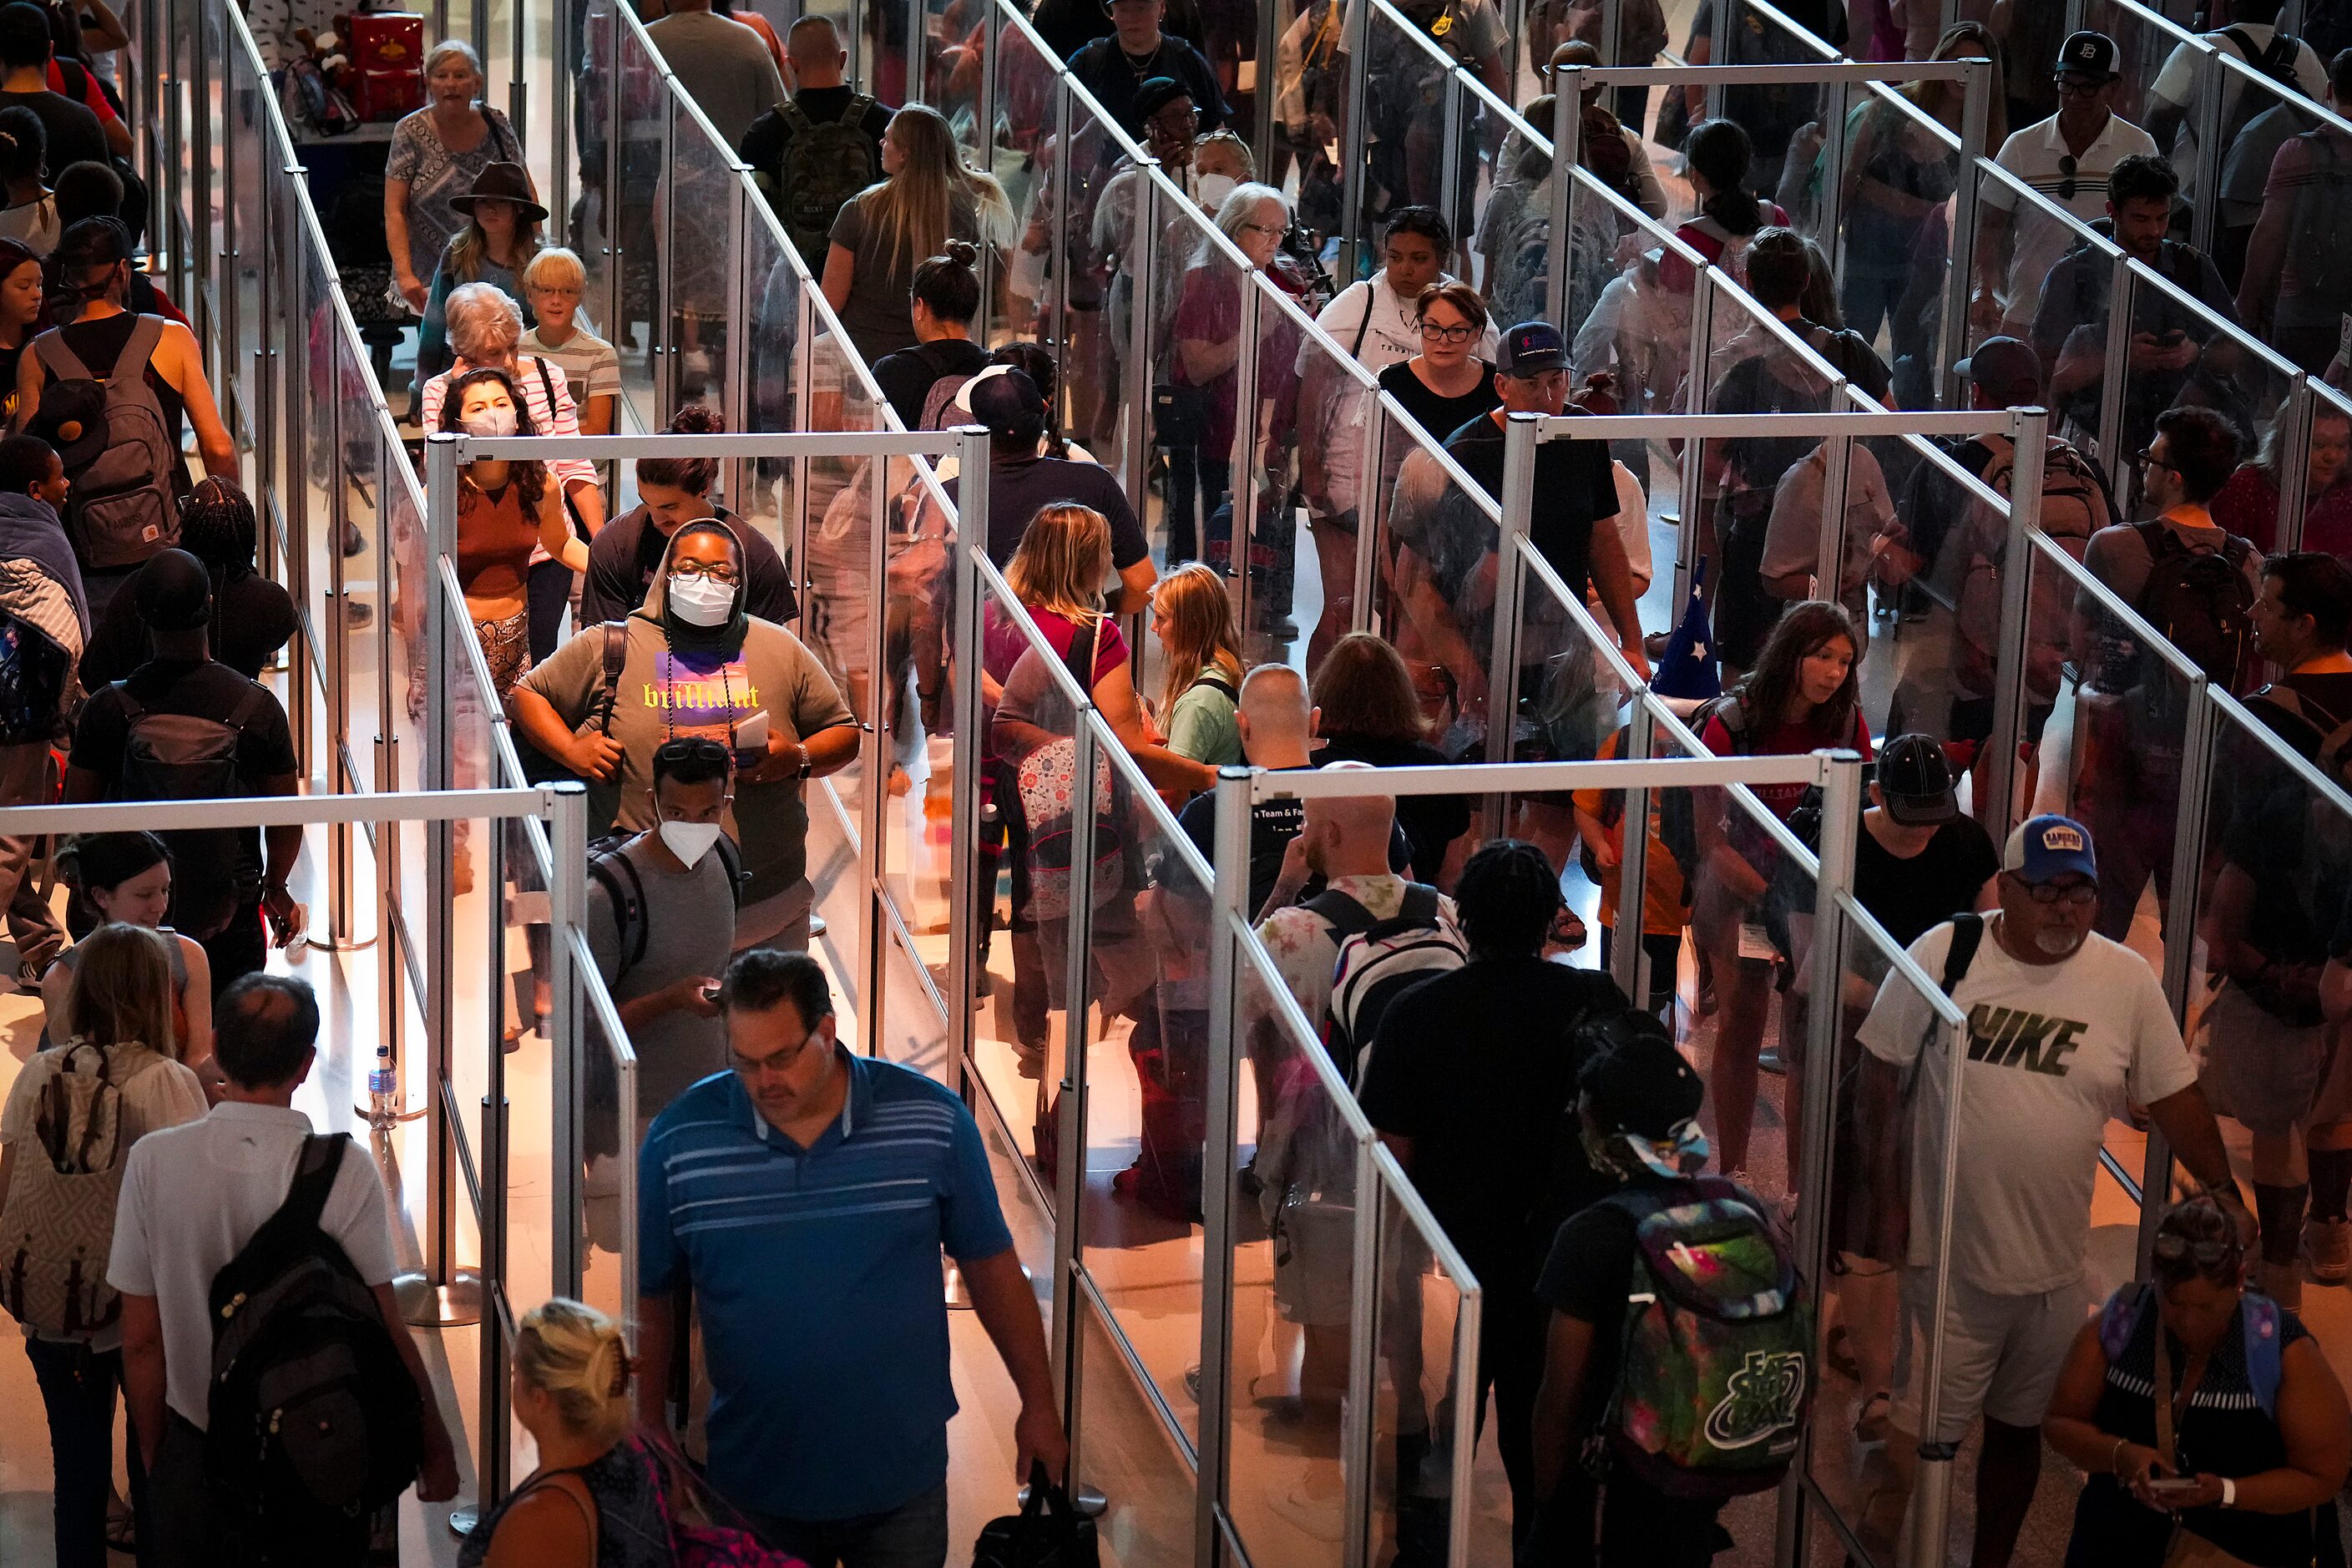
[1894,1268,2088,1444]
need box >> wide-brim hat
[449,160,549,223]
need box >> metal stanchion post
[1616,700,1655,1008]
[1672,266,1716,607]
[1232,283,1261,645]
[1342,1130,1378,1568]
[1121,160,1157,512]
[1338,0,1369,282]
[1483,414,1538,842]
[2097,258,2136,478]
[1351,393,1383,635]
[1191,767,1252,1568]
[945,426,989,1098]
[2146,674,2218,1272]
[1981,407,2046,840]
[722,174,754,507]
[1545,79,1583,340]
[2279,374,2314,554]
[549,781,589,1297]
[655,90,677,429]
[1938,62,1989,411]
[2189,47,2223,259]
[858,407,890,1060]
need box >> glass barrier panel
[499,811,554,1323]
[2169,61,2317,318]
[2284,386,2352,557]
[1077,710,1206,1446]
[1371,419,1507,752]
[802,328,878,835]
[1966,177,2117,456]
[578,0,620,343]
[1293,322,1377,676]
[2232,93,2345,377]
[443,562,505,1189]
[877,475,956,956]
[991,17,1056,349]
[967,572,1081,1199]
[228,31,266,415]
[927,0,984,161]
[1358,3,1456,250]
[1818,87,1961,375]
[386,468,430,799]
[1225,937,1357,1558]
[1365,1156,1489,1568]
[1228,278,1307,662]
[340,394,389,762]
[301,239,337,695]
[200,0,224,296]
[613,26,665,430]
[1127,175,1206,564]
[1059,94,1128,455]
[2108,274,2291,525]
[2076,0,2190,132]
[665,109,738,423]
[578,942,635,1326]
[741,204,802,545]
[1072,1287,1195,1568]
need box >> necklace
[1120,42,1158,78]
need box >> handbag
[2153,1321,2262,1568]
[974,1460,1100,1567]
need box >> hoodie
[0,493,88,639]
[514,523,856,904]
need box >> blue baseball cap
[1498,320,1568,377]
[2003,813,2097,883]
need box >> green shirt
[1165,666,1242,767]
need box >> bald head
[787,14,847,84]
[1302,762,1397,879]
[1237,664,1317,768]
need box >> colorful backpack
[1011,620,1122,921]
[638,1434,811,1567]
[1601,1175,1814,1500]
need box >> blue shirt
[639,1053,1014,1519]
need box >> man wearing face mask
[511,520,859,953]
[1849,814,2246,1568]
[584,737,739,1152]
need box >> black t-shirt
[577,502,798,628]
[78,567,295,688]
[948,455,1150,573]
[68,657,297,892]
[1852,814,1998,952]
[1444,409,1619,604]
[0,89,105,180]
[1535,1176,1680,1429]
[1175,772,1413,916]
[1378,359,1500,450]
[739,87,897,264]
[1065,34,1228,137]
[872,338,993,430]
[1358,957,1631,1292]
[1311,731,1469,883]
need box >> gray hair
[424,38,483,84]
[446,281,522,367]
[1200,181,1286,267]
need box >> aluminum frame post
[190,2,213,371]
[424,435,461,1291]
[1672,268,1717,607]
[1813,417,1851,614]
[217,53,238,427]
[2188,44,2223,259]
[1338,0,1370,282]
[434,0,450,50]
[280,158,312,781]
[1484,413,1540,842]
[1252,0,1282,176]
[1938,59,1990,411]
[2097,258,2137,478]
[477,828,509,1507]
[1783,747,1864,1568]
[906,0,924,120]
[858,412,891,1060]
[1049,712,1098,1463]
[655,89,678,430]
[793,284,817,602]
[1616,700,1655,1008]
[1122,158,1158,513]
[547,782,589,1297]
[1342,1130,1378,1568]
[2280,375,2315,554]
[1232,281,1262,644]
[723,172,755,507]
[1982,407,2046,841]
[1816,78,1848,267]
[1352,393,1384,634]
[601,0,624,347]
[472,0,489,81]
[162,78,183,306]
[1908,993,1973,1568]
[508,0,528,134]
[945,427,990,1098]
[1438,73,1464,260]
[553,0,574,236]
[250,162,276,543]
[323,352,356,943]
[1546,80,1583,338]
[1705,0,1732,120]
[1049,78,1071,380]
[1192,767,1253,1568]
[2146,674,2219,1271]
[977,0,1002,331]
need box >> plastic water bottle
[367,1044,397,1129]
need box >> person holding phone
[2045,1194,2352,1567]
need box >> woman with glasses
[2045,1194,2350,1567]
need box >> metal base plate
[395,1267,482,1327]
[447,1505,478,1538]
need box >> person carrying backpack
[867,240,989,430]
[106,974,459,1568]
[737,15,893,271]
[1357,839,1628,1552]
[1524,1010,1798,1566]
[2142,0,2324,175]
[18,216,235,622]
[63,549,303,989]
[0,924,205,1568]
[2237,49,2352,374]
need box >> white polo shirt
[108,1102,398,1429]
[2150,24,2327,126]
[1984,111,2159,333]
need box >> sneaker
[2307,1217,2352,1283]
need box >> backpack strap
[779,96,815,134]
[1397,883,1440,925]
[111,682,143,722]
[530,352,561,416]
[2243,1293,2285,1419]
[2097,1280,2152,1364]
[282,1132,350,1235]
[221,683,271,737]
[1940,912,1985,996]
[594,620,629,734]
[32,326,94,382]
[114,315,166,383]
[1185,670,1238,705]
[588,842,650,978]
[1301,886,1378,937]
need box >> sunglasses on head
[2055,153,2078,202]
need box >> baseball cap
[1578,1019,1707,1178]
[134,548,213,633]
[1877,733,1958,826]
[1952,335,2043,398]
[30,379,106,472]
[1497,320,1568,378]
[1132,76,1191,122]
[2054,30,2119,82]
[2003,813,2097,883]
[965,367,1047,443]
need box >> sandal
[1547,907,1588,951]
[1854,1390,1893,1449]
[105,1494,134,1553]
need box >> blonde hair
[1192,129,1255,181]
[67,923,178,1061]
[514,1298,633,1448]
[521,246,586,293]
[852,104,1009,280]
[1005,503,1112,624]
[1151,564,1242,726]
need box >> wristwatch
[794,741,812,781]
[2220,1477,2237,1509]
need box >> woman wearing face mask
[511,520,862,953]
[578,403,797,626]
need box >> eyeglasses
[731,1020,827,1079]
[2136,447,2178,473]
[1239,220,1287,237]
[2053,75,2106,99]
[2016,877,2097,905]
[1419,320,1475,343]
[670,559,741,584]
[1148,108,1200,134]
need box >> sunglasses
[2054,153,2078,202]
[653,736,731,767]
[2152,1230,2239,1269]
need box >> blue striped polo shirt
[639,1051,1014,1520]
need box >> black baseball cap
[1133,76,1191,122]
[966,367,1047,443]
[1497,320,1568,377]
[2055,30,2119,82]
[1579,1024,1704,1144]
[1877,733,1959,826]
[134,548,213,632]
[1953,335,2043,399]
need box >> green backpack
[1601,1176,1813,1499]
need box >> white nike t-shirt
[1858,918,2195,1296]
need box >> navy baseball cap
[2004,813,2098,883]
[1497,320,1568,377]
[2055,30,2119,82]
[1953,335,2043,397]
[1877,733,1959,826]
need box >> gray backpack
[33,316,180,570]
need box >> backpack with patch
[0,1041,163,1340]
[772,94,880,266]
[2132,519,2253,689]
[113,682,269,938]
[33,316,181,569]
[1302,883,1463,1087]
[1011,620,1123,922]
[2097,1281,2283,1415]
[1600,1174,1814,1500]
[205,1134,426,1538]
[587,831,747,987]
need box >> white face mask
[1196,173,1237,213]
[667,573,736,626]
[459,402,518,438]
[658,819,724,867]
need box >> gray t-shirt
[644,10,787,149]
[587,832,735,1114]
[827,186,985,361]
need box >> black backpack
[2132,520,2253,689]
[113,681,268,938]
[587,830,747,985]
[772,94,881,266]
[205,1135,424,1543]
[0,604,71,746]
[2219,28,2305,148]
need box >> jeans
[527,556,575,664]
[740,1479,951,1568]
[26,1338,139,1568]
[200,899,268,994]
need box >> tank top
[46,928,193,1051]
[454,1436,675,1568]
[457,471,541,604]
